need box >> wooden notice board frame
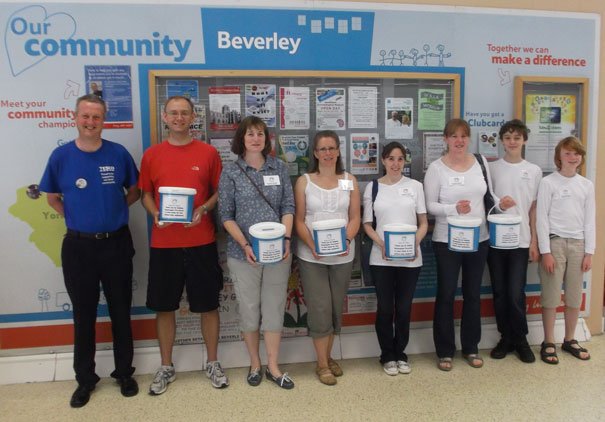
[514,76,589,175]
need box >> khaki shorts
[539,237,585,309]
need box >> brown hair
[231,116,272,157]
[163,95,194,113]
[554,136,586,170]
[443,118,470,137]
[381,141,406,159]
[75,94,106,114]
[499,119,529,141]
[308,130,345,175]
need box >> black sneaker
[490,339,514,359]
[515,341,536,363]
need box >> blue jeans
[371,265,420,363]
[432,241,489,358]
[487,247,529,344]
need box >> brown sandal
[561,339,590,361]
[540,342,559,364]
[315,366,337,385]
[328,358,343,377]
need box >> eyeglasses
[166,111,192,118]
[316,147,339,153]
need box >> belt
[66,225,128,240]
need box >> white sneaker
[206,361,229,388]
[149,364,176,395]
[383,361,398,376]
[397,360,411,374]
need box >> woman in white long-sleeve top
[424,118,514,371]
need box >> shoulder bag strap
[371,179,378,230]
[473,153,489,184]
[235,161,280,219]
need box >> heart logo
[5,5,77,77]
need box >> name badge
[399,187,413,197]
[520,170,530,180]
[449,176,465,186]
[339,179,353,191]
[559,188,571,199]
[263,175,280,186]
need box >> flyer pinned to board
[209,86,242,131]
[278,134,309,176]
[280,87,310,130]
[349,86,377,129]
[385,97,413,139]
[316,88,346,130]
[350,133,379,175]
[245,84,276,127]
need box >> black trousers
[432,241,489,358]
[487,247,530,344]
[371,265,420,363]
[61,228,135,386]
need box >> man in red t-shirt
[139,96,228,394]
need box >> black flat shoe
[247,367,262,386]
[265,368,294,390]
[70,384,95,408]
[117,376,139,397]
[490,339,514,359]
[515,342,536,363]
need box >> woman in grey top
[218,116,295,389]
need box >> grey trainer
[149,364,176,395]
[205,361,229,388]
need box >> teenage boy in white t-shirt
[487,120,542,363]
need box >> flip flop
[540,342,559,364]
[437,357,453,372]
[463,354,484,368]
[561,339,590,361]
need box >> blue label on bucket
[447,224,479,252]
[384,231,416,259]
[489,222,520,249]
[159,193,194,223]
[251,236,284,264]
[313,226,346,256]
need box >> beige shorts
[539,237,585,309]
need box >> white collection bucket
[158,187,197,223]
[312,218,347,256]
[248,222,286,264]
[447,216,482,252]
[487,214,522,249]
[383,223,417,259]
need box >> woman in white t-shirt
[424,118,514,372]
[363,142,428,376]
[294,130,360,386]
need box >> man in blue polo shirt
[40,94,140,408]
